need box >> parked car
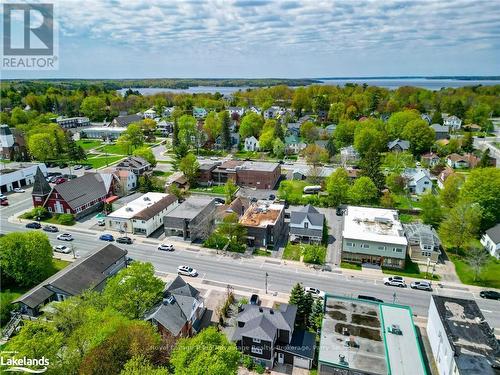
[305,287,325,299]
[73,164,83,170]
[268,194,276,201]
[177,265,198,277]
[13,188,25,193]
[57,233,73,241]
[99,234,114,241]
[97,219,105,226]
[0,200,9,206]
[383,276,407,288]
[250,294,260,305]
[410,281,432,291]
[158,243,174,251]
[126,257,134,265]
[53,245,71,254]
[358,295,384,303]
[25,222,42,229]
[479,290,500,300]
[54,178,66,184]
[43,225,59,232]
[83,165,92,170]
[0,194,7,200]
[116,236,133,244]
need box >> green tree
[478,148,492,168]
[333,120,357,148]
[439,201,482,252]
[272,138,285,158]
[300,121,319,142]
[170,326,240,375]
[289,283,307,328]
[291,87,311,116]
[439,173,463,208]
[326,136,337,157]
[178,153,199,184]
[0,231,53,287]
[462,132,474,153]
[386,110,420,139]
[401,119,435,155]
[386,173,406,194]
[121,356,168,375]
[466,103,493,131]
[303,144,329,165]
[239,112,264,139]
[217,213,247,248]
[309,298,324,332]
[133,147,157,167]
[103,262,163,319]
[326,168,350,207]
[28,132,56,161]
[274,120,284,140]
[354,127,385,157]
[383,151,414,173]
[10,107,29,125]
[348,176,378,205]
[380,190,395,208]
[203,111,221,142]
[117,134,133,155]
[431,110,443,125]
[359,148,385,191]
[460,168,500,231]
[177,115,197,146]
[224,179,238,204]
[125,123,145,150]
[81,96,107,121]
[466,247,489,282]
[450,99,465,119]
[420,192,443,227]
[220,111,231,150]
[328,102,345,123]
[258,128,275,151]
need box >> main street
[1,190,499,329]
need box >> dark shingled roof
[132,194,177,221]
[32,167,52,196]
[14,244,127,309]
[112,114,142,127]
[485,223,500,244]
[290,205,324,227]
[52,173,109,210]
[278,329,316,360]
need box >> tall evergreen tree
[289,283,306,327]
[172,118,179,147]
[309,298,324,332]
[220,111,231,150]
[274,121,284,141]
[359,147,385,191]
[478,148,491,168]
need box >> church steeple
[32,167,51,207]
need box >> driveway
[316,207,343,267]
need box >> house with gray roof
[290,205,325,244]
[403,167,433,195]
[481,223,500,259]
[387,138,410,152]
[431,124,450,140]
[115,156,151,176]
[110,114,142,127]
[145,276,205,338]
[232,303,315,369]
[404,223,441,263]
[13,244,127,317]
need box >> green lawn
[392,194,422,210]
[96,143,130,155]
[449,254,500,289]
[341,261,362,270]
[399,213,420,223]
[382,258,440,280]
[76,139,102,150]
[254,249,271,257]
[283,243,302,261]
[86,156,124,169]
[277,180,310,205]
[190,185,226,195]
[152,170,173,178]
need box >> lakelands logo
[2,2,59,70]
[0,352,49,373]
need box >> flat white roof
[107,192,169,219]
[381,304,426,375]
[342,206,407,246]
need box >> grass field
[96,143,130,155]
[340,261,362,270]
[76,139,102,150]
[254,249,271,257]
[382,258,440,280]
[190,185,226,195]
[283,243,302,261]
[86,156,123,169]
[392,194,422,210]
[449,254,500,289]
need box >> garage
[293,356,311,369]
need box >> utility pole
[392,292,397,304]
[71,243,76,259]
[426,258,431,279]
[265,272,269,294]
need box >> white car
[177,265,198,277]
[158,243,174,251]
[57,233,73,241]
[13,188,25,193]
[305,287,325,299]
[0,194,7,200]
[53,245,71,254]
[410,281,432,291]
[383,276,407,288]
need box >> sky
[2,0,499,79]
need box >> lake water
[117,78,500,96]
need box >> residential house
[263,106,281,120]
[115,169,137,195]
[32,171,118,219]
[421,152,441,167]
[0,125,28,160]
[340,145,360,165]
[446,153,469,169]
[143,108,157,119]
[248,106,261,115]
[443,115,462,131]
[286,122,301,137]
[318,295,426,375]
[284,135,306,154]
[157,120,173,135]
[463,123,482,132]
[289,166,335,181]
[165,172,190,191]
[227,107,245,119]
[197,163,219,186]
[105,193,179,236]
[110,114,142,127]
[481,223,500,259]
[1,164,47,193]
[163,195,218,242]
[297,115,313,124]
[115,156,152,176]
[244,136,260,152]
[193,107,208,120]
[145,276,206,338]
[387,139,410,152]
[81,127,126,140]
[56,116,90,129]
[437,166,455,189]
[324,124,336,136]
[233,303,315,369]
[0,124,15,158]
[404,223,441,263]
[289,205,324,244]
[208,160,243,185]
[239,200,285,249]
[13,244,127,317]
[430,124,450,140]
[427,296,500,375]
[341,206,408,269]
[421,113,432,124]
[403,167,433,195]
[163,107,175,117]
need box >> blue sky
[3,0,499,79]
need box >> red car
[54,177,66,184]
[0,199,8,206]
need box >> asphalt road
[1,189,499,329]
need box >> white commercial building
[105,193,179,236]
[0,163,47,193]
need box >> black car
[26,222,42,229]
[83,165,92,170]
[268,194,276,201]
[116,236,133,244]
[480,290,500,300]
[358,295,384,303]
[43,225,59,232]
[250,294,260,305]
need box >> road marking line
[482,310,493,313]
